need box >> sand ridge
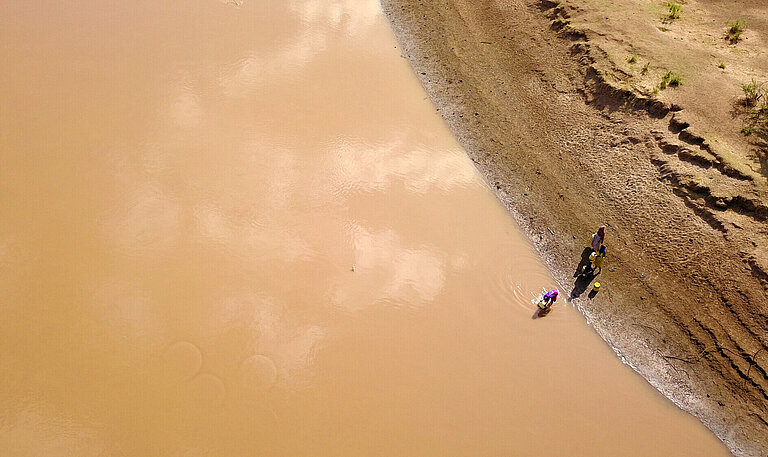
[380,0,768,455]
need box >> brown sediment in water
[0,0,736,455]
[380,1,768,456]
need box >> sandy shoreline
[381,1,768,455]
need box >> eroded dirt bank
[380,1,768,455]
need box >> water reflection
[165,80,203,128]
[327,139,476,195]
[192,202,315,262]
[221,0,380,96]
[332,224,445,310]
[290,0,380,33]
[0,411,101,456]
[105,183,182,254]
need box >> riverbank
[380,1,768,455]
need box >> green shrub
[741,78,763,107]
[660,71,682,89]
[738,82,768,138]
[718,61,726,69]
[628,55,637,64]
[725,19,746,43]
[642,62,650,74]
[667,2,682,19]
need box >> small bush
[628,55,637,64]
[718,61,726,69]
[667,2,682,19]
[725,19,747,43]
[738,83,768,139]
[660,71,682,89]
[741,78,763,107]
[642,62,650,74]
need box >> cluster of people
[538,225,608,311]
[585,225,607,276]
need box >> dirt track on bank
[380,1,768,455]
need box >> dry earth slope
[380,0,768,455]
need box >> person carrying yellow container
[591,244,606,274]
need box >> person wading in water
[538,289,559,310]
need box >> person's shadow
[532,305,552,319]
[573,247,592,278]
[571,265,601,299]
[570,273,593,299]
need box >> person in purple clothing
[591,225,605,252]
[539,289,559,310]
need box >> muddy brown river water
[0,0,731,455]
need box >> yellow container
[593,282,601,291]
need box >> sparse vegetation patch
[741,78,763,107]
[660,70,682,89]
[725,19,746,44]
[667,2,682,20]
[738,78,768,138]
